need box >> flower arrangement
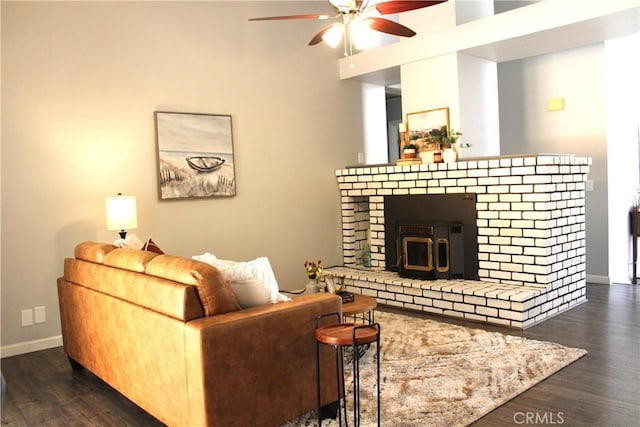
[304,260,323,280]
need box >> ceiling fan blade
[249,14,332,21]
[368,17,416,37]
[308,24,335,46]
[375,0,447,15]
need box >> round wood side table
[315,312,381,427]
[342,293,377,324]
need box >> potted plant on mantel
[428,126,467,163]
[402,143,419,159]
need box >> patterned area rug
[283,310,586,427]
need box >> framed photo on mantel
[154,111,236,200]
[406,107,450,150]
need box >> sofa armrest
[184,292,342,427]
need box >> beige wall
[1,1,364,350]
[498,44,609,281]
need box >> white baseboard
[1,335,63,359]
[586,274,610,285]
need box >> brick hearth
[330,154,592,329]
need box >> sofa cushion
[145,255,240,316]
[193,253,290,308]
[75,241,117,264]
[103,248,160,273]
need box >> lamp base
[118,231,127,239]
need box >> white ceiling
[339,0,640,87]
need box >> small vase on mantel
[442,147,458,163]
[433,150,443,163]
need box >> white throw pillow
[113,233,144,250]
[193,253,290,308]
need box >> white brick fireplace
[327,154,592,329]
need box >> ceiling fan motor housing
[329,0,364,13]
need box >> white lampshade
[105,194,138,237]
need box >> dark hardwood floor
[470,282,640,427]
[1,283,638,426]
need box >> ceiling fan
[249,0,447,54]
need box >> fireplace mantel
[333,154,592,328]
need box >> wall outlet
[21,309,33,327]
[34,306,46,324]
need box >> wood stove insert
[384,194,478,280]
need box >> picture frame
[406,107,450,150]
[155,111,236,200]
[324,275,336,294]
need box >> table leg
[634,211,638,285]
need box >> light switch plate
[35,306,46,324]
[21,309,33,327]
[547,97,565,111]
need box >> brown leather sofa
[57,241,342,426]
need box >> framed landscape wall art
[406,107,450,150]
[155,112,236,200]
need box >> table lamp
[105,193,138,239]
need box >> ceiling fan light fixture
[250,0,447,55]
[322,23,345,48]
[350,18,376,50]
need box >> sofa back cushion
[145,255,241,316]
[104,247,160,272]
[64,258,205,321]
[75,241,118,263]
[69,241,240,318]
